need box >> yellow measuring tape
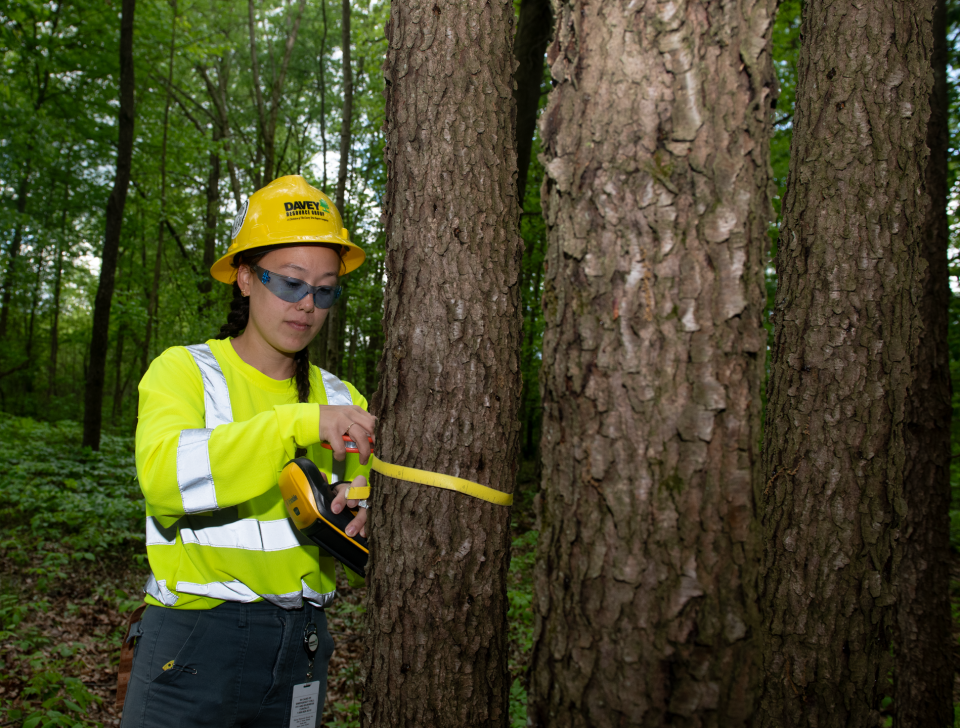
[344,455,513,506]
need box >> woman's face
[236,245,341,356]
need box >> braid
[216,283,249,339]
[294,347,311,404]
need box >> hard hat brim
[210,238,366,284]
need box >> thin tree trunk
[25,242,45,358]
[48,190,67,401]
[335,0,352,209]
[757,2,936,726]
[528,0,775,724]
[363,1,522,725]
[0,172,31,339]
[325,294,342,376]
[82,0,136,450]
[319,0,329,191]
[327,20,355,376]
[347,317,357,383]
[512,0,552,204]
[522,254,542,458]
[142,1,177,377]
[112,322,126,420]
[199,123,222,294]
[896,0,952,724]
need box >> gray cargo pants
[120,601,335,728]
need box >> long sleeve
[136,347,321,521]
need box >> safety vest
[138,341,362,610]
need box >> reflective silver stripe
[301,579,336,608]
[171,344,230,514]
[177,428,219,513]
[175,579,261,603]
[171,579,335,609]
[262,589,304,609]
[146,517,177,546]
[320,368,353,406]
[185,344,233,428]
[144,573,179,606]
[179,518,303,552]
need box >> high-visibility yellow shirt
[135,337,370,610]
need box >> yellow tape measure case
[279,457,369,577]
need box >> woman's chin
[273,327,318,354]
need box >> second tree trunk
[529,0,776,725]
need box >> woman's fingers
[318,405,377,461]
[331,481,368,538]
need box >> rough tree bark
[82,0,136,450]
[897,0,952,724]
[512,0,552,203]
[362,1,522,726]
[757,2,936,726]
[528,1,776,725]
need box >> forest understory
[0,416,539,728]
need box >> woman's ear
[236,263,252,297]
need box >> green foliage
[0,414,143,725]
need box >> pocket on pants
[144,608,204,686]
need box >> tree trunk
[82,0,136,450]
[48,198,66,401]
[25,242,45,359]
[895,0,952,724]
[112,321,126,420]
[512,0,552,204]
[318,0,329,191]
[528,0,775,724]
[335,0,352,209]
[362,0,522,725]
[141,2,177,377]
[323,0,354,375]
[757,2,936,726]
[325,295,342,376]
[347,316,357,383]
[199,134,221,295]
[522,254,542,458]
[0,171,32,339]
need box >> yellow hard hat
[210,175,365,284]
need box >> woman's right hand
[318,405,376,464]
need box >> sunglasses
[250,264,342,309]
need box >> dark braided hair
[216,250,313,406]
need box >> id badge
[289,681,321,728]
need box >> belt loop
[238,602,247,628]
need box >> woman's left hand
[332,475,368,538]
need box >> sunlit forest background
[1,0,959,726]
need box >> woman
[123,175,374,727]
